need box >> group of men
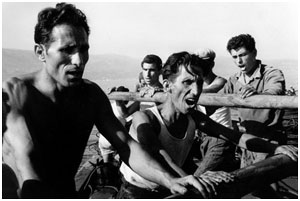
[2,3,297,199]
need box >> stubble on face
[44,24,89,89]
[170,66,203,114]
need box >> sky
[2,1,298,61]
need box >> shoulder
[190,110,210,126]
[259,64,285,83]
[132,109,161,134]
[82,79,103,90]
[81,79,108,98]
[261,64,284,76]
[132,110,151,123]
[79,79,113,111]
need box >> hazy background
[2,2,298,91]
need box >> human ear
[34,44,46,62]
[163,79,172,93]
[253,49,257,57]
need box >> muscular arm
[3,79,39,181]
[193,110,297,159]
[95,89,178,189]
[3,112,39,183]
[94,86,212,196]
[2,78,47,197]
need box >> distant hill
[2,48,298,90]
[2,48,141,81]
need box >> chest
[158,121,195,167]
[24,88,95,151]
[234,76,265,93]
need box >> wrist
[161,172,177,190]
[13,152,39,182]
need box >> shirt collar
[235,60,262,81]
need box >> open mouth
[67,70,83,78]
[185,98,197,107]
[239,65,246,70]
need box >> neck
[159,97,184,125]
[245,60,258,77]
[34,69,65,103]
[147,81,161,88]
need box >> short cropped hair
[226,34,256,52]
[162,51,210,81]
[34,3,90,46]
[141,54,163,71]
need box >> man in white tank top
[116,51,297,198]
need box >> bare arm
[194,110,298,160]
[2,79,52,198]
[109,86,140,118]
[95,92,179,190]
[3,113,39,183]
[2,79,39,184]
[94,87,213,197]
[202,76,226,115]
[115,100,140,118]
[202,76,226,93]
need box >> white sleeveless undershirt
[119,106,196,189]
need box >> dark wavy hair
[226,34,256,52]
[34,3,90,47]
[141,54,163,71]
[162,51,210,81]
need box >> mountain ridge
[2,48,297,89]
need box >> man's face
[230,46,257,76]
[170,65,204,114]
[142,63,160,86]
[43,24,89,88]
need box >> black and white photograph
[2,1,298,199]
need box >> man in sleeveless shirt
[116,51,297,198]
[2,3,221,198]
